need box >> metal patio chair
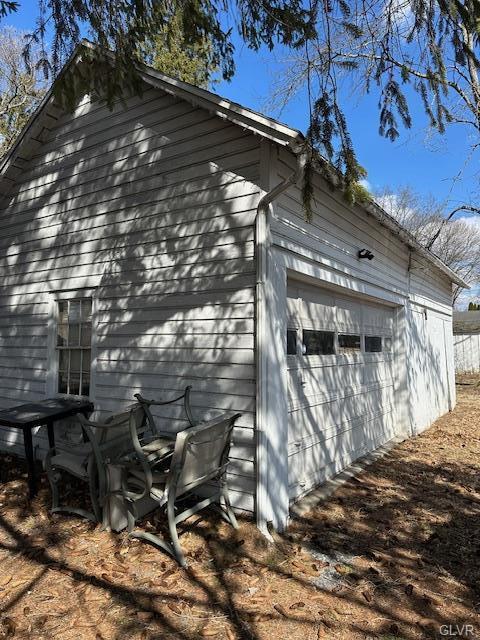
[129,386,196,468]
[116,411,242,567]
[44,403,147,522]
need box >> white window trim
[47,289,98,402]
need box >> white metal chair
[44,404,147,522]
[117,412,242,567]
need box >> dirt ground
[1,379,480,640]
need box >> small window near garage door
[303,330,335,355]
[338,333,361,353]
[286,329,297,355]
[365,336,382,352]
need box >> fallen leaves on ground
[0,380,479,639]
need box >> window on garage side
[286,329,297,355]
[57,298,92,397]
[365,336,382,352]
[338,333,361,353]
[303,329,335,355]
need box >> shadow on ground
[0,383,479,640]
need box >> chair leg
[167,497,186,568]
[220,478,239,529]
[49,469,61,513]
[46,463,98,523]
[126,500,137,534]
[89,477,102,523]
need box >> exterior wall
[0,86,260,512]
[406,302,454,433]
[0,93,458,523]
[454,333,480,373]
[262,143,455,522]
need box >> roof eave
[362,198,470,289]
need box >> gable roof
[0,41,469,289]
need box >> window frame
[47,289,97,401]
[302,328,336,356]
[364,335,383,353]
[286,328,298,356]
[337,332,362,353]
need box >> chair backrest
[166,413,241,498]
[134,386,195,435]
[77,403,147,448]
[75,404,147,483]
[102,404,147,443]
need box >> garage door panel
[363,358,393,384]
[363,304,394,332]
[288,361,394,406]
[288,380,394,415]
[287,280,397,501]
[335,297,362,329]
[288,384,394,442]
[288,401,396,453]
[288,413,396,498]
[290,360,365,393]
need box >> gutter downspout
[255,148,308,539]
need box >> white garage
[0,47,465,534]
[286,281,396,500]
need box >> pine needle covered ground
[0,379,479,639]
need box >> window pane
[303,330,335,355]
[58,301,68,324]
[58,349,69,372]
[338,334,361,352]
[81,378,90,398]
[82,350,91,373]
[68,323,80,346]
[69,372,80,396]
[80,323,91,347]
[57,324,68,346]
[287,330,297,355]
[70,349,81,374]
[365,336,382,352]
[81,299,92,322]
[58,350,69,394]
[58,370,68,394]
[69,300,81,323]
[384,337,393,352]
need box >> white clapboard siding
[274,149,410,295]
[0,85,260,513]
[274,145,455,502]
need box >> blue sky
[214,32,479,210]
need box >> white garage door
[287,281,397,500]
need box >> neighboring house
[453,311,480,373]
[0,42,466,531]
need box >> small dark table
[0,398,94,498]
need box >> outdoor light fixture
[358,249,374,260]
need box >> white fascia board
[136,67,304,149]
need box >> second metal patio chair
[116,411,242,567]
[44,403,147,522]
